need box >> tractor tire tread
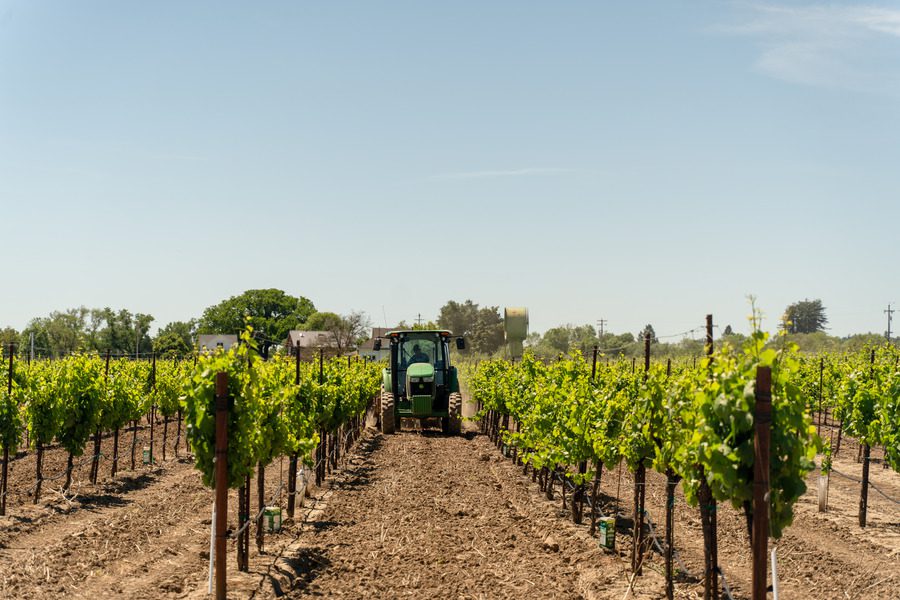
[446,392,462,436]
[381,389,396,435]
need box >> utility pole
[886,304,895,341]
[415,313,424,327]
[597,319,607,338]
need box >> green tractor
[374,330,465,435]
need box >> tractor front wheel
[380,389,396,435]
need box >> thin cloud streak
[721,3,900,95]
[430,167,576,180]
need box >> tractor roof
[385,329,453,337]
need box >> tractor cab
[375,330,464,434]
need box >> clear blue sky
[2,1,899,338]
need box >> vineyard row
[468,317,900,600]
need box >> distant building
[285,330,342,360]
[198,334,238,353]
[357,327,395,362]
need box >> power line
[886,304,895,341]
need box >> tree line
[0,289,368,360]
[2,295,876,361]
[520,298,886,360]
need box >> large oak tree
[436,300,504,354]
[782,299,828,334]
[198,289,316,358]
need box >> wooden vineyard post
[631,464,646,575]
[589,461,602,536]
[63,452,74,492]
[174,358,181,459]
[573,461,586,524]
[163,415,169,461]
[665,470,676,600]
[1,343,13,516]
[149,353,157,466]
[237,479,247,570]
[107,351,121,479]
[317,348,326,486]
[699,313,719,600]
[664,357,677,600]
[859,444,871,527]
[214,372,228,600]
[631,333,651,575]
[89,425,101,484]
[834,419,844,457]
[34,438,43,504]
[131,419,138,470]
[591,345,598,381]
[91,350,111,484]
[753,366,772,600]
[287,348,300,519]
[256,462,265,553]
[817,357,824,436]
[242,475,251,570]
[175,409,182,459]
[288,453,297,519]
[859,349,875,528]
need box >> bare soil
[0,416,314,599]
[0,416,895,600]
[275,425,899,600]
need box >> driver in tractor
[408,344,429,365]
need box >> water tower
[504,307,529,360]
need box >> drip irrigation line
[276,423,364,499]
[643,508,693,578]
[229,423,367,541]
[642,508,734,600]
[0,413,190,503]
[230,482,286,541]
[282,458,323,499]
[518,452,737,600]
[0,451,108,500]
[828,467,900,505]
[717,567,735,600]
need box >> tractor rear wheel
[380,389,396,435]
[443,392,462,435]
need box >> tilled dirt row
[0,416,333,599]
[279,431,661,600]
[278,426,899,600]
[0,418,896,599]
[621,452,900,600]
[474,421,900,600]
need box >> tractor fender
[382,368,392,393]
[449,366,460,394]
